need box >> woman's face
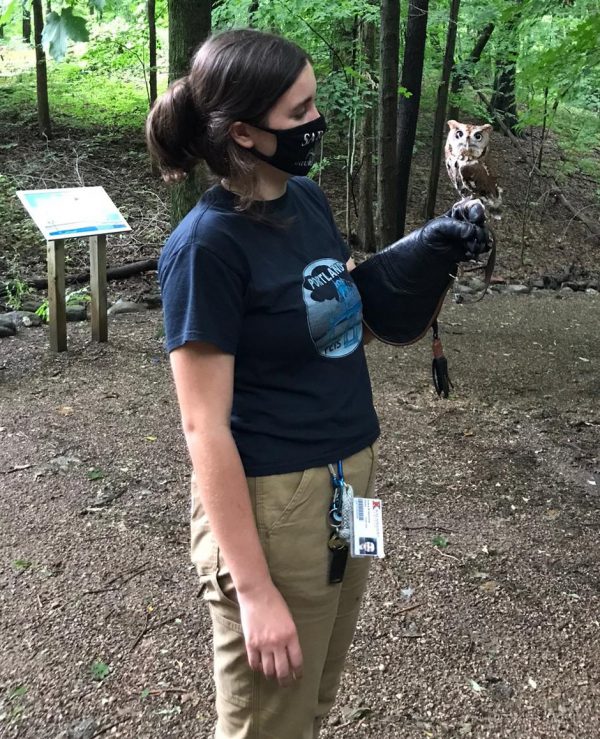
[244,62,320,158]
[266,62,319,130]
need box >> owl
[445,120,502,218]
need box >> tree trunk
[32,0,52,139]
[248,0,259,25]
[448,22,494,120]
[148,0,157,106]
[23,6,32,44]
[491,59,518,133]
[357,19,376,253]
[425,0,460,219]
[345,16,359,243]
[168,0,212,226]
[490,3,520,134]
[396,0,429,237]
[377,0,400,249]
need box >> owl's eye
[474,132,482,140]
[455,130,463,138]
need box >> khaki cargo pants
[190,444,378,739]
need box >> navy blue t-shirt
[158,177,380,476]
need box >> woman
[146,28,487,739]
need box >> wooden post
[47,239,66,352]
[89,234,108,342]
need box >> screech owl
[445,120,502,218]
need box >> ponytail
[145,77,206,182]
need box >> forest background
[0,0,599,310]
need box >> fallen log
[27,258,158,290]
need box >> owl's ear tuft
[481,124,493,133]
[447,120,459,129]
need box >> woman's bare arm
[170,342,303,685]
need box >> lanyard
[327,459,348,583]
[327,460,344,527]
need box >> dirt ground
[1,290,599,739]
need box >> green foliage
[82,6,164,104]
[3,683,28,724]
[8,685,28,700]
[43,7,90,61]
[212,0,380,138]
[13,558,33,571]
[86,467,104,480]
[0,61,151,129]
[90,660,110,681]
[0,0,19,27]
[4,278,32,310]
[35,287,91,323]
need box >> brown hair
[145,29,309,208]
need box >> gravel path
[1,291,598,738]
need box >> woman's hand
[238,581,304,687]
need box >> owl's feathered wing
[458,159,503,218]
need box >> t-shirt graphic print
[302,258,363,358]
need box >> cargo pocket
[210,607,253,710]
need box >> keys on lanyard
[328,461,349,584]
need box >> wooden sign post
[17,188,130,352]
[47,238,67,352]
[90,234,108,343]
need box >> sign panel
[17,187,131,241]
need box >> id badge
[350,498,385,558]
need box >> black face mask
[248,114,327,176]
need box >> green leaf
[42,8,89,61]
[35,301,49,322]
[9,685,27,701]
[62,7,89,43]
[0,0,18,27]
[140,688,150,701]
[87,468,104,481]
[42,12,68,61]
[433,535,449,548]
[13,559,32,571]
[91,660,110,681]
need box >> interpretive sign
[16,186,130,352]
[17,186,131,241]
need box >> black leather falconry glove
[351,199,490,345]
